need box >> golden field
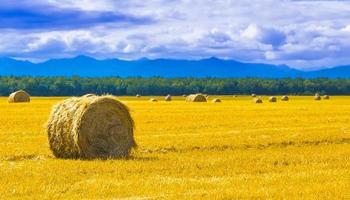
[0,96,349,199]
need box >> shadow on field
[1,154,160,162]
[139,137,350,154]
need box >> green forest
[0,76,350,96]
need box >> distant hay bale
[251,94,257,97]
[323,95,330,100]
[186,94,207,102]
[8,90,30,103]
[165,95,172,101]
[212,98,221,103]
[314,94,321,101]
[149,98,158,102]
[136,94,141,98]
[46,95,135,159]
[253,98,263,103]
[182,94,187,97]
[281,96,289,101]
[269,96,277,102]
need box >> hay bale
[149,98,158,102]
[186,94,207,102]
[251,94,257,97]
[136,94,141,98]
[8,90,30,103]
[281,96,289,101]
[269,96,277,102]
[165,95,172,101]
[323,95,330,100]
[314,94,321,101]
[253,98,263,103]
[182,94,187,97]
[46,95,135,159]
[212,98,221,103]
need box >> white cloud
[1,0,350,69]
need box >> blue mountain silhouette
[0,55,349,78]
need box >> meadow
[0,96,349,199]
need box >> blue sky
[1,0,350,69]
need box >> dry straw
[82,94,95,98]
[212,98,222,103]
[46,95,136,159]
[323,95,330,100]
[281,96,289,101]
[253,98,263,103]
[165,95,172,101]
[269,96,277,102]
[186,94,207,102]
[8,90,30,103]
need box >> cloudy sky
[1,0,350,69]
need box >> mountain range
[0,55,349,78]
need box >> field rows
[0,96,349,199]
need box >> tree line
[0,76,350,96]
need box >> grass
[0,96,349,199]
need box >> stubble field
[0,96,349,199]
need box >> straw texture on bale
[253,98,263,103]
[269,96,277,102]
[82,94,96,98]
[281,96,289,101]
[212,98,221,103]
[323,95,330,100]
[165,95,172,101]
[46,95,136,159]
[149,98,158,102]
[186,94,207,102]
[8,90,30,103]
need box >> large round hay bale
[314,94,321,101]
[253,98,263,103]
[149,98,158,102]
[251,94,257,97]
[212,98,221,103]
[323,95,330,100]
[46,95,135,159]
[165,95,172,101]
[281,96,289,101]
[269,96,277,102]
[186,94,207,102]
[8,90,30,103]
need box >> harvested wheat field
[0,96,349,199]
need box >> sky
[1,0,350,69]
